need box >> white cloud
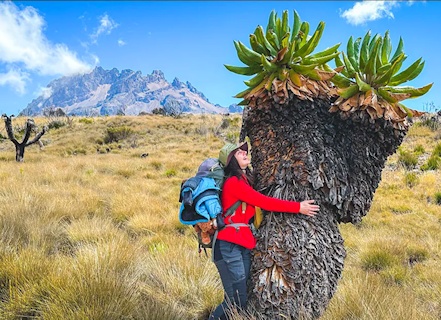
[0,2,93,92]
[0,68,29,94]
[90,13,118,43]
[91,54,100,65]
[340,1,402,25]
[39,86,53,99]
[118,39,126,46]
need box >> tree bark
[239,106,250,142]
[243,95,406,319]
[15,144,25,162]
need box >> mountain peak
[172,77,185,89]
[186,81,208,102]
[151,70,165,81]
[93,66,105,73]
[19,67,234,116]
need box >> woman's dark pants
[209,240,251,320]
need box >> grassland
[0,114,439,320]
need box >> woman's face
[234,149,250,170]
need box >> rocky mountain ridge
[20,67,242,116]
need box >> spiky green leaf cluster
[225,10,340,104]
[331,30,432,127]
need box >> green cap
[219,142,248,167]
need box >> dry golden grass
[0,114,439,319]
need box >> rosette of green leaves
[224,10,340,104]
[330,30,432,123]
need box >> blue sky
[0,1,439,115]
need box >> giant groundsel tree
[225,10,432,319]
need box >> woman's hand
[299,200,319,216]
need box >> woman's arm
[224,177,319,216]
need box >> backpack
[179,158,224,225]
[178,158,243,256]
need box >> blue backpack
[178,158,224,225]
[178,158,243,255]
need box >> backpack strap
[224,200,241,216]
[200,243,209,258]
[210,230,219,261]
[225,200,245,224]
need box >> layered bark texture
[242,96,407,319]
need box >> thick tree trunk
[15,144,25,162]
[243,95,406,319]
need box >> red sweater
[217,175,301,249]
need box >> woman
[209,142,319,320]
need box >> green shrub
[230,117,241,126]
[226,132,239,143]
[165,169,177,177]
[421,155,440,171]
[397,149,418,170]
[148,241,167,254]
[434,192,441,205]
[104,126,134,143]
[406,246,429,264]
[433,143,441,157]
[419,118,440,131]
[361,249,397,271]
[404,172,419,188]
[79,118,93,124]
[380,266,409,285]
[413,145,425,155]
[47,120,66,130]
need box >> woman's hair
[224,155,254,186]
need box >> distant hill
[20,67,242,116]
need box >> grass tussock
[44,239,140,319]
[321,270,437,320]
[0,114,440,319]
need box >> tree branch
[25,125,47,146]
[22,119,35,145]
[2,114,19,146]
